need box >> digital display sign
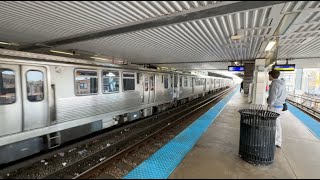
[228,66,245,71]
[273,64,295,71]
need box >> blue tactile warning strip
[123,88,238,179]
[287,103,320,140]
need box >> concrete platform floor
[169,92,320,179]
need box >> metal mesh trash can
[238,109,280,165]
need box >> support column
[295,68,303,92]
[252,59,267,105]
[243,63,254,95]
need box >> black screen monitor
[273,64,295,71]
[228,66,245,71]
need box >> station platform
[124,89,320,179]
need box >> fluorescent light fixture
[90,56,111,61]
[0,41,11,45]
[231,35,241,40]
[50,50,74,55]
[265,41,276,51]
[0,41,19,46]
[277,13,299,35]
[107,72,115,77]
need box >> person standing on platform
[267,70,287,148]
[240,81,244,93]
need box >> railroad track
[1,87,234,179]
[286,99,320,122]
[72,87,234,179]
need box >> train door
[143,74,155,104]
[149,75,155,103]
[0,64,22,136]
[215,79,220,89]
[191,77,194,93]
[211,78,214,90]
[203,78,206,91]
[22,66,49,131]
[173,74,179,99]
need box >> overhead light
[105,72,115,77]
[0,42,11,45]
[50,50,74,55]
[90,56,112,61]
[276,13,299,35]
[231,35,241,40]
[265,41,276,51]
[0,41,19,46]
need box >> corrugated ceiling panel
[154,62,230,70]
[278,2,320,59]
[282,1,320,13]
[0,1,219,44]
[58,6,273,64]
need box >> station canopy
[0,1,320,77]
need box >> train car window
[164,75,168,89]
[150,76,154,91]
[190,77,193,87]
[0,69,16,105]
[123,72,135,91]
[184,76,188,87]
[80,83,88,89]
[27,70,44,102]
[179,76,182,87]
[75,70,98,95]
[102,70,119,93]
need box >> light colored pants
[268,106,282,146]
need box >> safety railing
[286,93,320,119]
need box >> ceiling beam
[135,60,255,65]
[20,1,289,51]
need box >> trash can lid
[238,109,280,118]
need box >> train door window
[150,76,154,91]
[174,75,178,87]
[80,83,88,89]
[195,78,201,86]
[144,75,148,91]
[184,76,188,87]
[102,70,119,93]
[164,75,168,89]
[216,79,220,87]
[75,69,98,95]
[179,76,182,87]
[190,77,193,87]
[0,69,16,105]
[26,70,44,102]
[123,72,135,91]
[137,73,140,84]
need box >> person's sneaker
[276,145,281,148]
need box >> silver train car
[0,54,234,164]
